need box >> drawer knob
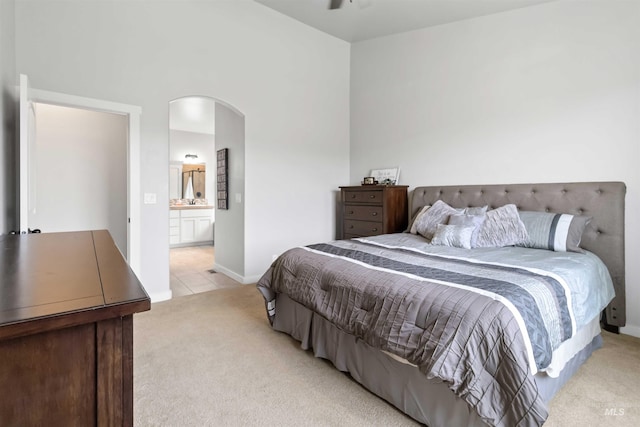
[372,228,378,232]
[351,194,356,199]
[371,212,378,216]
[348,211,354,215]
[369,195,375,199]
[349,225,354,229]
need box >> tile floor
[169,245,243,297]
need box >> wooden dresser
[339,185,409,239]
[0,230,150,426]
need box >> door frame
[29,87,142,278]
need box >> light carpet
[134,285,640,426]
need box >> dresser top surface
[0,230,150,329]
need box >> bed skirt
[272,293,602,427]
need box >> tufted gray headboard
[410,182,626,328]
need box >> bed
[257,182,626,427]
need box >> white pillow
[431,224,475,249]
[448,213,486,248]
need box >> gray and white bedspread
[256,233,614,427]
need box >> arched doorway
[168,96,246,297]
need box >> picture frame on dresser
[370,167,400,185]
[362,176,376,185]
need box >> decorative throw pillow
[413,200,461,240]
[463,205,489,216]
[475,204,529,248]
[448,213,486,248]
[409,204,488,235]
[408,205,431,234]
[431,224,475,249]
[517,211,592,253]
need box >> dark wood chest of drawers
[0,230,150,426]
[339,185,409,239]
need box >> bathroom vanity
[169,205,214,247]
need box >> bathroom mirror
[182,163,206,199]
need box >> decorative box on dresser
[339,185,409,239]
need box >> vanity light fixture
[184,153,198,164]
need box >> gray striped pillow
[518,211,591,253]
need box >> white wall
[0,0,16,234]
[350,1,640,335]
[15,0,350,298]
[31,103,128,255]
[214,102,245,280]
[169,129,215,201]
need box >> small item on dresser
[370,167,400,186]
[362,176,378,185]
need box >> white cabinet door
[195,217,213,242]
[180,217,197,243]
[174,208,213,245]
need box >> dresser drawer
[344,219,383,237]
[344,205,383,221]
[343,190,382,204]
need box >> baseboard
[242,274,263,285]
[149,289,172,303]
[213,263,261,285]
[170,241,212,249]
[620,324,640,339]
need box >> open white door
[18,74,37,234]
[20,82,143,280]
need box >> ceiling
[254,0,553,43]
